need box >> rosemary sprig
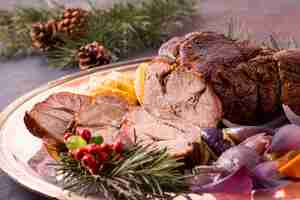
[52,144,189,200]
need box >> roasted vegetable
[241,134,272,155]
[270,124,300,153]
[201,128,234,156]
[190,167,253,195]
[252,161,289,189]
[223,126,274,143]
[216,145,261,172]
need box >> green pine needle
[52,144,189,200]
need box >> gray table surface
[1,0,300,199]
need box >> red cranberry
[100,143,113,153]
[81,154,97,169]
[78,128,92,142]
[86,144,101,154]
[113,141,123,153]
[63,132,72,142]
[97,152,109,162]
[73,147,89,161]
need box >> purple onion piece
[253,161,279,180]
[216,145,261,172]
[201,128,233,155]
[190,167,253,194]
[241,134,272,155]
[223,127,274,143]
[251,161,290,189]
[188,167,224,187]
[270,124,300,153]
[283,104,300,125]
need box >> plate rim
[0,57,152,199]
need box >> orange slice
[89,71,138,105]
[90,86,138,105]
[134,63,148,104]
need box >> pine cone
[57,8,88,37]
[31,20,61,51]
[77,41,112,70]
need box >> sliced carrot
[278,153,300,178]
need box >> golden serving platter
[0,57,298,200]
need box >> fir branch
[0,0,195,67]
[52,144,189,200]
[46,0,196,68]
[0,6,62,58]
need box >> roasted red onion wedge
[190,167,253,194]
[241,134,272,155]
[216,145,261,172]
[251,161,290,189]
[223,127,274,143]
[252,161,279,181]
[270,124,300,153]
[283,104,300,125]
[201,128,233,156]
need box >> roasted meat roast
[157,32,283,125]
[24,31,300,164]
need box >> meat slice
[75,95,130,144]
[43,91,93,113]
[24,92,92,145]
[25,91,208,165]
[24,92,130,146]
[143,57,223,128]
[121,108,204,166]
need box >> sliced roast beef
[143,57,223,128]
[25,92,206,164]
[24,92,130,147]
[120,107,207,166]
[24,92,92,145]
[75,95,130,144]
